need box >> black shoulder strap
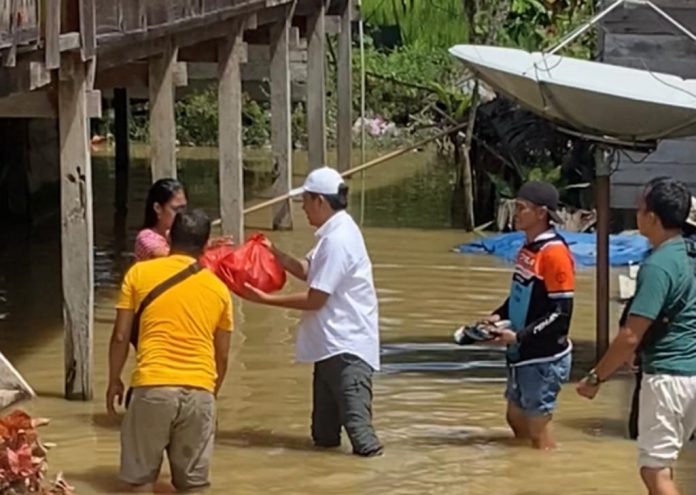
[130,261,202,348]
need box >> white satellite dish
[448,44,696,143]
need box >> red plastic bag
[200,233,286,296]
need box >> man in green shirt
[577,177,696,495]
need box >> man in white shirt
[240,167,383,457]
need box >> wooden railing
[0,0,40,51]
[94,0,260,41]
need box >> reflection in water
[0,148,694,494]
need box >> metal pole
[595,146,611,360]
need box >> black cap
[517,181,563,224]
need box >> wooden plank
[604,55,696,78]
[611,162,696,184]
[58,53,94,401]
[86,87,101,117]
[325,14,340,34]
[0,89,100,117]
[45,0,61,69]
[3,0,18,67]
[306,1,325,170]
[149,41,178,180]
[244,25,301,46]
[59,32,81,51]
[270,6,292,230]
[114,87,129,216]
[98,17,258,70]
[601,4,696,35]
[79,0,96,60]
[0,91,54,116]
[217,21,245,242]
[181,42,305,63]
[119,0,144,32]
[602,33,696,78]
[603,33,696,60]
[96,61,188,90]
[613,137,696,164]
[336,0,351,171]
[97,0,265,46]
[187,56,306,81]
[93,0,119,35]
[0,59,51,97]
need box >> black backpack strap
[130,261,202,348]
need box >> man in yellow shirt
[107,209,233,492]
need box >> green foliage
[362,0,469,48]
[330,38,461,126]
[175,88,218,146]
[241,94,270,147]
[496,0,597,59]
[487,161,580,203]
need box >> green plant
[487,161,586,205]
[362,0,469,48]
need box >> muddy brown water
[0,146,694,494]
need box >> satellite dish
[449,44,696,143]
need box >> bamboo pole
[357,0,367,226]
[212,121,468,227]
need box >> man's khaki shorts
[638,374,696,469]
[120,386,216,490]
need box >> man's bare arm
[213,330,231,396]
[270,245,309,281]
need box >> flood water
[1,146,695,494]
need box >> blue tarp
[456,231,650,267]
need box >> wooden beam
[306,1,326,170]
[149,41,178,181]
[79,0,96,60]
[270,5,294,230]
[601,3,696,35]
[0,90,101,118]
[244,26,302,47]
[114,87,130,217]
[96,62,188,90]
[60,33,82,52]
[336,0,352,172]
[179,40,250,63]
[0,61,51,97]
[58,53,94,401]
[218,22,245,242]
[325,15,341,34]
[98,16,257,70]
[46,0,62,69]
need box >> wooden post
[306,2,327,170]
[58,53,94,401]
[149,41,178,181]
[217,23,245,242]
[114,88,130,217]
[595,146,611,360]
[336,0,352,172]
[270,8,293,230]
[46,0,62,69]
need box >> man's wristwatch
[585,369,603,386]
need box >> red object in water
[200,233,286,295]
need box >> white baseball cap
[290,166,345,197]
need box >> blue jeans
[505,353,572,417]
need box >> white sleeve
[307,237,350,295]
